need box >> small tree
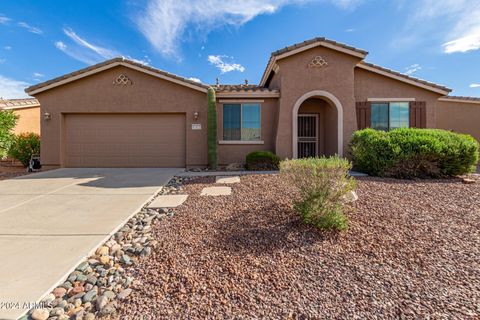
[0,110,18,158]
[207,87,218,169]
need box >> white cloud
[0,15,11,25]
[405,63,422,75]
[443,30,480,53]
[345,28,355,32]
[0,75,30,99]
[55,29,119,64]
[56,28,149,66]
[63,28,117,59]
[402,1,480,53]
[0,58,5,64]
[470,83,480,88]
[208,55,245,73]
[18,21,42,34]
[134,0,362,56]
[188,77,202,83]
[4,46,12,50]
[55,41,67,51]
[54,40,97,64]
[33,72,44,80]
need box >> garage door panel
[65,114,185,167]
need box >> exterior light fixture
[44,112,51,120]
[193,112,199,121]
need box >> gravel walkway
[115,174,480,319]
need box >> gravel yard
[115,174,480,319]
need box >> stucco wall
[216,98,279,164]
[35,65,208,167]
[437,100,480,143]
[354,68,442,128]
[274,46,361,158]
[12,106,40,135]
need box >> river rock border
[24,177,187,320]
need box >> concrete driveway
[0,168,182,320]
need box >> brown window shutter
[409,101,427,128]
[356,101,371,130]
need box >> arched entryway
[292,90,343,158]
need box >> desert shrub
[246,151,281,171]
[0,110,18,158]
[350,128,479,178]
[8,132,40,167]
[280,157,356,231]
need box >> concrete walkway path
[0,168,182,320]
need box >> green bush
[349,128,479,178]
[8,132,41,167]
[246,151,281,171]
[0,110,18,159]
[280,157,356,231]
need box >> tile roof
[25,57,210,94]
[0,98,40,109]
[358,61,451,93]
[440,95,480,102]
[271,37,368,57]
[213,84,278,93]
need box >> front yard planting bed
[0,164,29,180]
[113,174,480,319]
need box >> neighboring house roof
[25,57,210,95]
[357,62,452,95]
[260,37,369,86]
[0,98,40,110]
[439,96,480,104]
[214,84,280,98]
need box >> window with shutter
[356,101,371,129]
[409,101,427,128]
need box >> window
[223,103,261,141]
[371,102,409,131]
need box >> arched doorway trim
[292,90,343,158]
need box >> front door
[297,114,318,158]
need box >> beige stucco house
[0,98,41,135]
[25,37,480,168]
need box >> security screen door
[298,114,318,158]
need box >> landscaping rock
[121,254,131,265]
[96,294,109,310]
[462,178,475,184]
[82,289,97,303]
[76,274,87,282]
[30,308,49,320]
[75,261,89,272]
[84,313,95,320]
[96,246,109,256]
[52,287,67,298]
[86,275,97,285]
[99,303,116,316]
[117,288,132,300]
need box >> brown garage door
[64,114,185,167]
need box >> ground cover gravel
[114,174,480,319]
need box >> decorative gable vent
[308,56,328,68]
[113,74,133,86]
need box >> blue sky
[0,0,479,98]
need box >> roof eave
[356,63,451,96]
[25,58,208,95]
